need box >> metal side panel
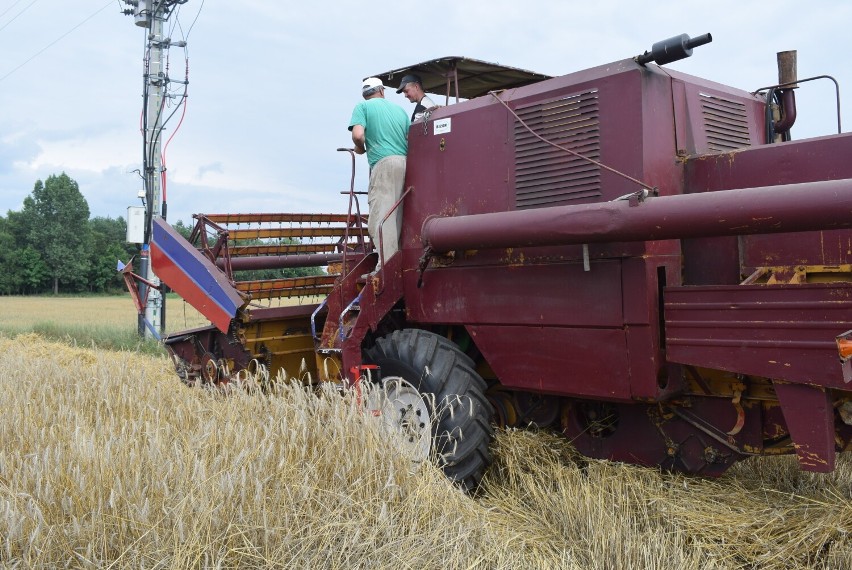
[774,382,836,472]
[151,218,245,333]
[467,324,633,401]
[665,283,852,388]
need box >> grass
[0,294,317,354]
[0,333,850,568]
[0,295,208,354]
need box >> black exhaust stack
[636,33,712,66]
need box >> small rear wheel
[365,329,494,491]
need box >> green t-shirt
[349,98,410,169]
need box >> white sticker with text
[433,118,451,135]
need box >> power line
[0,0,113,84]
[0,0,38,33]
[0,0,26,20]
[184,0,203,38]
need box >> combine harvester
[125,34,852,490]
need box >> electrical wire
[0,0,37,33]
[160,5,193,216]
[0,0,113,84]
[0,0,35,21]
[166,1,181,39]
[0,0,27,20]
[184,0,203,39]
[161,60,189,205]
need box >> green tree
[0,216,16,294]
[88,217,135,293]
[0,211,46,294]
[23,173,91,294]
[172,219,193,240]
[14,246,49,294]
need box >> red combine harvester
[128,34,852,490]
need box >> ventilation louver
[514,89,601,209]
[700,92,751,151]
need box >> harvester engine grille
[699,92,751,151]
[513,89,601,209]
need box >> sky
[1,0,850,226]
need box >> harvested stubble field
[1,299,852,568]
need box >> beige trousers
[367,155,406,268]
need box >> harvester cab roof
[371,56,553,103]
[370,33,714,105]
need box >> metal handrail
[336,148,371,278]
[339,289,364,343]
[753,74,842,139]
[310,296,329,349]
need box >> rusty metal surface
[201,213,359,224]
[230,243,341,256]
[421,178,852,253]
[468,324,633,401]
[236,275,337,300]
[222,253,344,271]
[227,227,352,240]
[665,282,852,389]
[684,131,852,190]
[410,260,624,327]
[773,382,835,472]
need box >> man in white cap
[396,74,436,122]
[348,77,410,274]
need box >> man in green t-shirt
[348,77,410,273]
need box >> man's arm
[351,124,366,155]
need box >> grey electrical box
[127,206,146,243]
[134,0,150,27]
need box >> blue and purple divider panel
[150,218,245,333]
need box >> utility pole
[123,0,188,339]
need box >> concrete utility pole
[123,0,188,339]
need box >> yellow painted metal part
[238,312,320,383]
[742,264,852,285]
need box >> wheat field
[0,295,219,334]
[1,298,852,568]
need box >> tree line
[0,173,319,296]
[0,173,136,295]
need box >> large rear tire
[365,329,493,491]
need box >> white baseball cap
[362,77,384,93]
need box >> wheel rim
[201,352,219,384]
[375,377,433,462]
[574,401,619,438]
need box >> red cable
[160,59,190,204]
